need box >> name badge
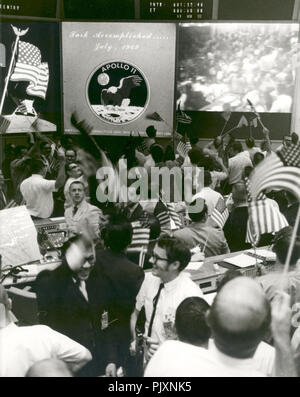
[101,310,108,330]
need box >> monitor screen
[177,23,299,113]
[62,22,176,137]
[0,21,60,133]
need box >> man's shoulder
[178,273,203,295]
[86,202,102,213]
[96,250,143,275]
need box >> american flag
[277,141,300,168]
[249,117,258,128]
[245,176,289,245]
[0,115,10,133]
[127,221,150,253]
[249,152,300,202]
[154,201,183,231]
[137,138,149,154]
[176,110,192,124]
[237,115,249,128]
[176,139,192,158]
[10,41,49,99]
[145,112,164,122]
[211,196,229,229]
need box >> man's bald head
[208,277,271,359]
[26,359,73,377]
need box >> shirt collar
[73,199,86,209]
[209,340,256,369]
[32,174,44,178]
[163,272,185,292]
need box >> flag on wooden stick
[237,115,249,128]
[176,110,192,124]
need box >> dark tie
[147,283,164,337]
[73,205,78,216]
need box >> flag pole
[0,26,28,115]
[220,117,230,137]
[283,204,300,274]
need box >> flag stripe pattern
[10,41,49,99]
[176,111,192,124]
[127,221,150,252]
[211,196,229,229]
[0,115,11,133]
[245,174,289,245]
[176,140,191,158]
[249,152,300,201]
[154,201,183,231]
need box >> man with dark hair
[228,141,252,186]
[20,154,66,219]
[149,144,164,166]
[192,171,224,216]
[39,141,58,179]
[144,297,212,376]
[258,226,300,308]
[245,137,262,162]
[174,199,229,257]
[187,147,205,166]
[223,181,252,252]
[65,149,77,165]
[145,125,157,139]
[96,215,145,375]
[10,145,32,204]
[253,151,265,166]
[130,236,203,362]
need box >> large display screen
[62,22,176,136]
[0,21,61,133]
[177,23,299,113]
[0,0,57,18]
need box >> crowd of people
[1,118,300,377]
[177,24,298,112]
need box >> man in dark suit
[96,215,145,376]
[35,235,118,376]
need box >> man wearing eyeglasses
[130,235,204,364]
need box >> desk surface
[186,246,275,284]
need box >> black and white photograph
[1,0,300,384]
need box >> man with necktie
[35,234,118,376]
[64,180,104,241]
[130,235,204,365]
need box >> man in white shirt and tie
[130,235,203,362]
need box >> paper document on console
[223,254,262,268]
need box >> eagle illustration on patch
[87,61,149,125]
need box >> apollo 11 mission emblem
[87,61,149,125]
